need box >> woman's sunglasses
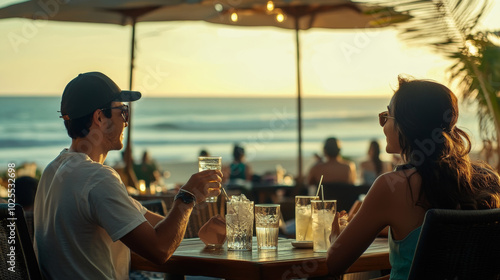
[101,105,129,122]
[378,111,395,127]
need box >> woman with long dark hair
[360,140,391,186]
[327,76,500,280]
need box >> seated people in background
[134,150,161,189]
[227,144,253,184]
[359,140,392,186]
[34,72,222,279]
[307,137,357,186]
[327,76,500,280]
[113,150,139,188]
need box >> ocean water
[0,96,481,172]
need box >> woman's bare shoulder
[370,169,419,195]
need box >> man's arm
[122,199,194,265]
[121,170,222,265]
[144,211,164,227]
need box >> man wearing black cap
[34,72,222,279]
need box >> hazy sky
[0,1,499,97]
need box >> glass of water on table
[198,156,222,202]
[255,204,280,250]
[311,200,337,253]
[226,194,254,251]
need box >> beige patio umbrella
[206,0,411,186]
[0,0,220,187]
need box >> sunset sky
[0,0,499,98]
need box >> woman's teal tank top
[388,226,422,280]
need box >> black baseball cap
[60,72,141,120]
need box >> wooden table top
[132,237,390,280]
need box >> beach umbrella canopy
[206,0,411,185]
[0,0,220,187]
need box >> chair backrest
[321,183,370,212]
[139,199,168,216]
[185,196,226,238]
[408,208,500,280]
[0,203,43,280]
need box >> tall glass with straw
[311,180,337,252]
[294,175,322,241]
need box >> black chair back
[321,183,370,211]
[0,203,43,280]
[408,208,500,280]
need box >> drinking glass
[295,196,319,241]
[311,200,337,252]
[255,204,280,250]
[198,156,222,202]
[226,195,254,250]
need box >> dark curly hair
[391,76,500,210]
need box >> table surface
[132,237,390,280]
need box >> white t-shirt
[34,149,148,280]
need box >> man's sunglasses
[101,105,129,122]
[378,111,395,127]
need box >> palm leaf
[361,0,500,169]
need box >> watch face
[176,191,195,204]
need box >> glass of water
[311,200,337,252]
[255,204,280,250]
[226,195,254,251]
[198,156,222,202]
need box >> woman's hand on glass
[330,210,348,243]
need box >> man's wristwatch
[175,190,196,206]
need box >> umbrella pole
[294,17,304,190]
[124,18,138,188]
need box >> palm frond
[363,0,489,55]
[361,0,500,170]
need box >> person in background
[199,149,210,157]
[113,150,139,188]
[327,76,500,280]
[34,72,222,279]
[307,137,357,186]
[359,140,392,186]
[134,150,161,189]
[228,144,253,183]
